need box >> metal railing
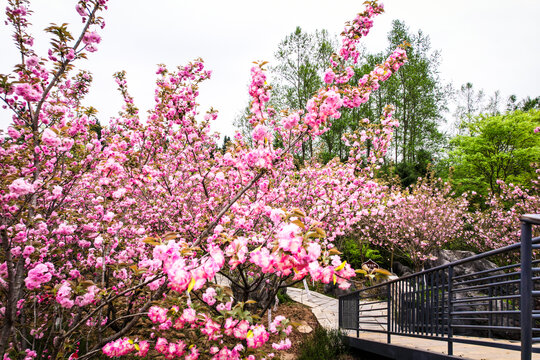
[338,214,540,360]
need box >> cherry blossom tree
[354,176,469,271]
[0,1,408,359]
[467,169,540,252]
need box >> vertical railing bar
[408,278,412,334]
[387,282,391,343]
[402,279,405,334]
[420,273,424,335]
[415,275,419,335]
[419,273,423,335]
[498,283,502,329]
[440,269,444,336]
[426,272,430,335]
[392,280,395,335]
[422,273,426,335]
[400,278,404,334]
[521,218,533,360]
[417,274,421,335]
[448,266,454,356]
[398,279,401,334]
[430,270,435,336]
[488,285,493,338]
[409,278,412,335]
[435,269,440,336]
[405,279,409,334]
[338,297,341,329]
[431,271,435,335]
[356,291,360,338]
[506,281,510,329]
[390,281,393,335]
[422,272,426,335]
[396,279,399,334]
[406,278,410,335]
[441,268,446,336]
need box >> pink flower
[102,338,134,357]
[180,308,197,324]
[167,261,191,292]
[56,282,74,308]
[7,127,21,139]
[272,338,291,350]
[246,324,269,349]
[138,341,149,356]
[75,285,99,307]
[148,305,168,323]
[155,337,168,354]
[185,346,199,360]
[42,128,61,147]
[323,69,335,84]
[25,263,53,290]
[14,83,42,102]
[252,124,271,142]
[9,178,36,197]
[22,246,35,258]
[52,186,63,197]
[66,48,75,61]
[233,320,250,339]
[202,287,217,305]
[82,31,101,45]
[270,208,285,224]
[277,223,302,253]
[75,4,86,16]
[26,55,39,67]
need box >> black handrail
[338,214,540,360]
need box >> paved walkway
[286,287,387,331]
[286,287,338,329]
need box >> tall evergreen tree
[385,20,448,165]
[270,27,337,162]
[352,20,450,184]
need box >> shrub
[297,327,348,360]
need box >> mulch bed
[261,301,320,359]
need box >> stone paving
[286,287,338,329]
[286,287,387,331]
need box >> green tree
[454,82,486,133]
[355,20,450,178]
[270,26,337,162]
[450,109,540,198]
[520,96,540,111]
[507,95,540,112]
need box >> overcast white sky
[1,0,539,137]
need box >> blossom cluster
[338,1,385,64]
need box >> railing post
[338,297,342,329]
[488,286,493,338]
[356,291,360,338]
[387,282,391,343]
[447,266,453,356]
[520,216,534,360]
